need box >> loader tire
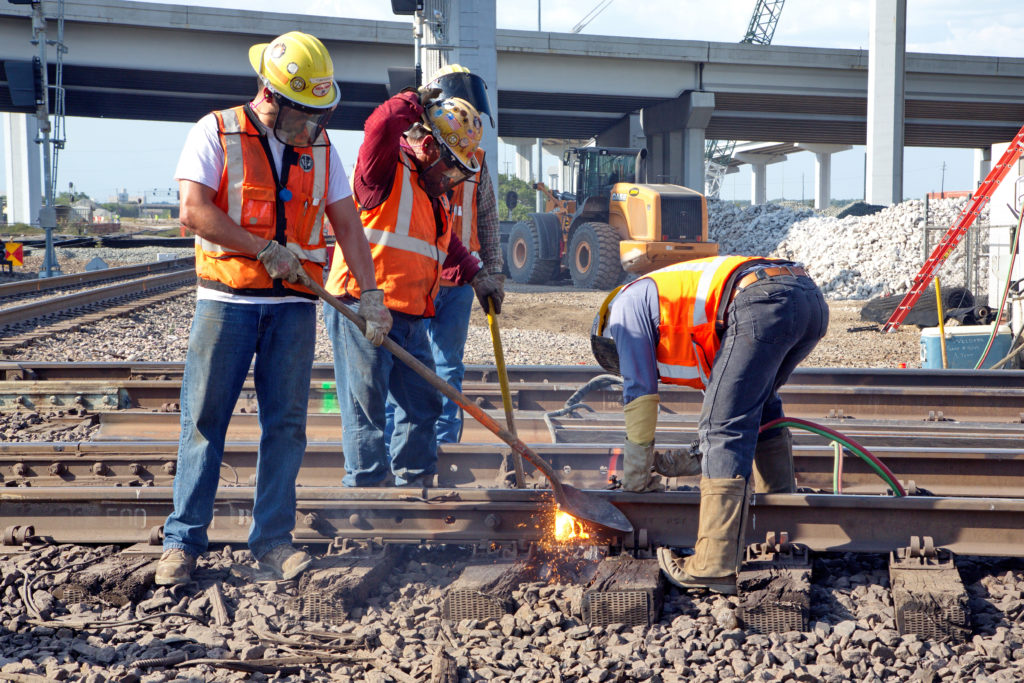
[508,220,559,285]
[568,221,624,290]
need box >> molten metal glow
[553,510,590,542]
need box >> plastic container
[920,324,1014,369]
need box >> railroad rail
[0,257,193,302]
[2,485,1023,558]
[0,270,196,352]
[3,363,1024,423]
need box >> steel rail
[3,362,1023,388]
[0,257,194,299]
[3,486,1024,557]
[0,270,196,329]
[4,374,1024,423]
[1,439,1022,498]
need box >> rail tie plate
[889,535,971,642]
[738,531,812,634]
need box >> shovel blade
[558,484,633,534]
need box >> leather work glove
[622,439,663,493]
[357,289,392,347]
[470,271,505,314]
[256,240,304,283]
[653,444,702,478]
[417,85,443,108]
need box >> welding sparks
[553,509,590,542]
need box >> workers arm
[440,232,482,285]
[325,197,377,292]
[354,91,424,210]
[475,159,503,274]
[178,180,267,255]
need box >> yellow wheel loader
[503,147,718,290]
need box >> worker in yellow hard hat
[158,31,389,587]
[322,68,504,488]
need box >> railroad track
[3,363,1024,423]
[0,257,194,306]
[0,268,196,352]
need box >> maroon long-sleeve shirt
[353,91,480,286]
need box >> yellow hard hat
[248,31,340,109]
[424,97,483,174]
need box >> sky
[3,0,1024,207]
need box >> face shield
[416,136,475,197]
[269,88,338,147]
[427,71,494,127]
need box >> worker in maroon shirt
[323,85,504,487]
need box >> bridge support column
[596,113,645,151]
[734,151,786,205]
[2,113,42,225]
[640,91,714,190]
[974,148,992,190]
[797,143,853,209]
[866,0,907,206]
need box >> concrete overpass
[3,0,1024,221]
[2,1,1023,144]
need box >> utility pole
[21,0,62,277]
[940,161,947,197]
[535,1,543,213]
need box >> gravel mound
[709,196,985,300]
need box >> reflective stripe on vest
[450,148,483,252]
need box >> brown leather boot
[657,476,749,595]
[752,427,795,494]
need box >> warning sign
[4,242,23,267]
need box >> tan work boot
[258,544,312,581]
[622,439,663,492]
[752,427,795,494]
[155,548,197,586]
[658,476,749,595]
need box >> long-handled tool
[308,278,633,535]
[486,299,527,488]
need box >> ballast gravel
[1,545,1023,682]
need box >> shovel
[486,299,527,488]
[308,278,633,535]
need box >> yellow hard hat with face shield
[425,63,494,127]
[423,97,483,175]
[248,31,340,146]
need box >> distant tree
[497,174,536,223]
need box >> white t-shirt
[174,111,352,304]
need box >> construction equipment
[504,147,718,290]
[883,122,1024,332]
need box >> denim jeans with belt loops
[162,299,315,560]
[324,299,441,486]
[699,274,829,480]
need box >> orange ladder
[883,123,1024,332]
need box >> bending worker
[385,64,503,446]
[591,255,828,595]
[323,81,504,487]
[157,31,389,586]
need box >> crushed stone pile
[709,197,987,300]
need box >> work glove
[622,439,663,493]
[357,289,392,347]
[470,271,505,315]
[653,443,702,478]
[256,240,305,283]
[417,85,444,108]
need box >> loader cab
[564,147,641,207]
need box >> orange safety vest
[195,105,329,297]
[449,148,485,253]
[325,151,451,316]
[637,255,760,390]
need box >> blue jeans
[699,274,829,480]
[385,284,473,446]
[324,300,441,486]
[163,299,315,559]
